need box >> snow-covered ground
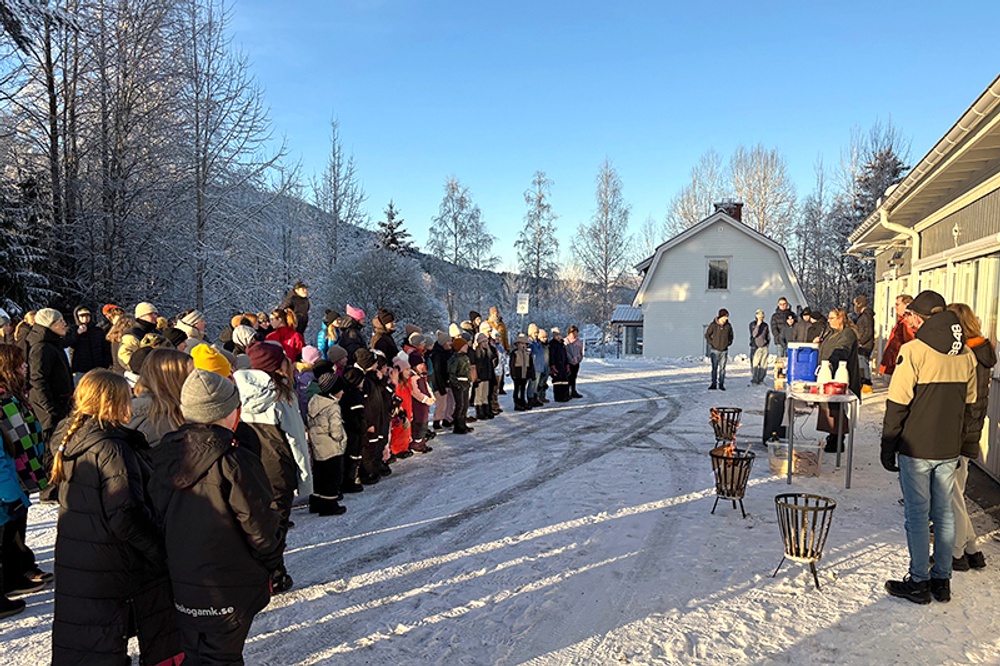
[6,357,1000,665]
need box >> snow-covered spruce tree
[572,158,633,331]
[729,143,797,242]
[313,116,367,270]
[515,170,559,309]
[375,200,414,255]
[427,176,482,268]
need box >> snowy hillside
[6,358,999,665]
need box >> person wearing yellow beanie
[190,344,232,377]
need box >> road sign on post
[516,293,530,315]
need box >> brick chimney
[713,201,743,222]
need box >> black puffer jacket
[338,318,368,363]
[427,342,453,394]
[549,339,570,381]
[27,325,74,434]
[964,337,998,457]
[52,420,179,665]
[150,424,283,626]
[70,306,113,373]
[279,290,311,335]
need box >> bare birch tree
[572,158,633,328]
[515,170,559,304]
[729,143,797,241]
[665,148,727,234]
[428,176,481,267]
[313,116,367,270]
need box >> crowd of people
[703,289,996,606]
[0,282,586,664]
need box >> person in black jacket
[51,369,181,665]
[770,297,792,357]
[853,295,875,392]
[151,368,284,664]
[337,305,368,363]
[370,308,399,360]
[26,309,73,441]
[339,367,367,494]
[69,306,112,377]
[704,309,734,390]
[428,332,454,430]
[355,349,388,485]
[279,281,311,335]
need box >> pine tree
[375,200,414,255]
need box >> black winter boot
[885,575,931,604]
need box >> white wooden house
[633,203,807,358]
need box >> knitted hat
[247,341,286,373]
[102,304,121,318]
[35,308,63,329]
[469,310,481,322]
[312,359,334,378]
[231,325,257,350]
[408,332,425,347]
[755,309,765,316]
[436,330,450,346]
[453,337,467,353]
[191,344,232,377]
[550,326,561,335]
[354,348,376,371]
[134,302,158,319]
[301,345,322,365]
[346,304,365,322]
[527,323,538,336]
[343,366,364,386]
[324,309,338,325]
[449,323,461,338]
[327,345,348,364]
[479,321,492,334]
[393,356,410,371]
[181,310,205,327]
[76,307,92,317]
[408,350,424,367]
[163,327,188,349]
[718,309,729,318]
[907,290,947,317]
[404,324,422,338]
[181,368,241,424]
[318,371,346,396]
[376,308,395,325]
[129,346,154,374]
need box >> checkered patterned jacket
[0,389,49,496]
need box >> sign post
[516,293,529,333]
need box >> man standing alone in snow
[705,309,733,391]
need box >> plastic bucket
[786,343,819,383]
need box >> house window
[708,259,729,290]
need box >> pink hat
[301,345,322,365]
[346,304,365,322]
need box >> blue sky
[229,1,1000,269]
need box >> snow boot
[885,576,931,604]
[310,494,347,516]
[411,440,433,453]
[341,458,364,493]
[929,578,951,602]
[433,420,442,430]
[396,450,414,459]
[0,597,26,620]
[271,568,294,594]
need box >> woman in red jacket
[266,308,305,361]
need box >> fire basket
[772,493,837,590]
[710,444,755,518]
[710,407,742,444]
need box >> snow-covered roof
[611,304,643,324]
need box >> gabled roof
[632,210,806,306]
[611,304,643,324]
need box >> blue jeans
[898,454,960,581]
[709,349,727,388]
[751,347,769,384]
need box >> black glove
[881,449,899,472]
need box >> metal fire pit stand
[772,493,837,590]
[710,446,755,519]
[710,407,742,444]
